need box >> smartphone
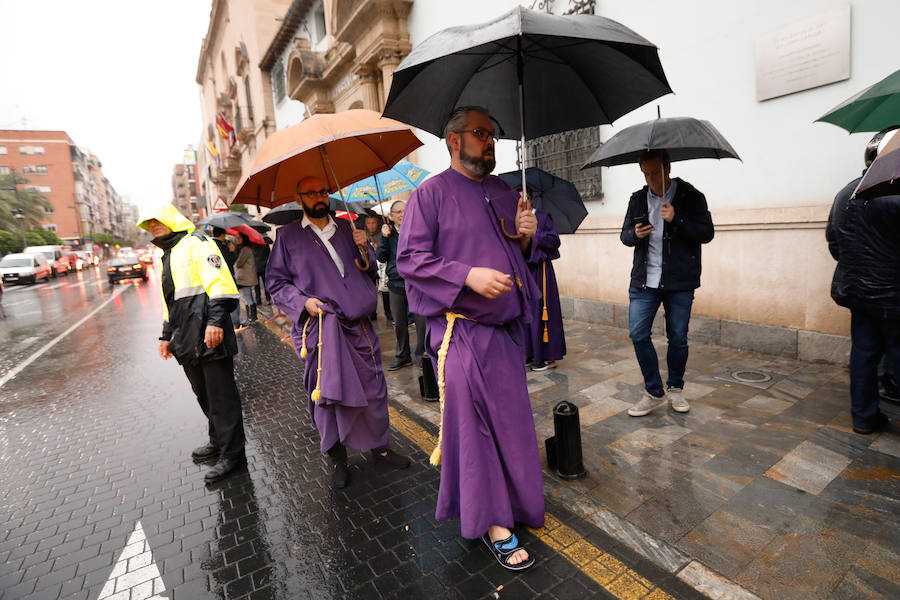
[631,214,650,227]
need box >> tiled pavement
[262,299,900,600]
[0,285,698,600]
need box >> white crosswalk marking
[98,521,166,600]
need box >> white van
[24,245,69,278]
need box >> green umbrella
[816,69,900,133]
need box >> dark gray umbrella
[261,202,303,226]
[197,211,257,230]
[582,117,741,169]
[497,167,586,234]
[383,6,671,140]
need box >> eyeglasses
[455,128,499,143]
[298,189,330,199]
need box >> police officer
[138,205,247,483]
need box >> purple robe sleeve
[397,187,472,311]
[528,212,561,265]
[265,232,312,323]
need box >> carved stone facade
[196,0,290,210]
[525,127,603,203]
[265,0,413,116]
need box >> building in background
[260,0,413,129]
[172,146,202,222]
[0,130,136,248]
[195,0,291,215]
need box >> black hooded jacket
[826,176,900,320]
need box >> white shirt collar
[301,213,336,234]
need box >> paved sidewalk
[261,303,900,600]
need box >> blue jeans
[628,287,695,397]
[849,310,900,429]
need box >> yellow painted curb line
[387,405,676,600]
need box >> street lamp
[11,207,26,247]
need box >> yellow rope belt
[310,311,323,402]
[430,311,471,466]
[542,261,549,343]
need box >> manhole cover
[731,370,772,384]
[714,368,782,390]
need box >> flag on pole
[216,113,236,152]
[205,140,221,168]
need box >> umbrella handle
[499,217,521,240]
[355,254,370,271]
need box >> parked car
[0,253,52,285]
[76,250,100,267]
[65,252,84,271]
[24,245,69,278]
[107,255,147,284]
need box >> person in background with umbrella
[377,200,426,371]
[620,150,714,417]
[253,236,271,307]
[266,176,410,489]
[517,186,566,372]
[397,106,543,571]
[364,213,392,323]
[826,130,900,434]
[232,232,258,330]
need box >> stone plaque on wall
[755,5,851,102]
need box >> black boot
[205,453,244,483]
[249,304,258,323]
[191,443,218,462]
[327,442,350,489]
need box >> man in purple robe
[522,197,566,371]
[397,106,544,570]
[266,176,410,489]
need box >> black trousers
[849,311,900,428]
[389,287,426,365]
[182,356,246,459]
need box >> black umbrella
[582,117,741,168]
[497,167,586,234]
[246,221,271,233]
[197,211,258,230]
[855,131,900,199]
[382,5,671,205]
[261,202,303,226]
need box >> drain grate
[714,368,782,390]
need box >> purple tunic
[526,211,566,362]
[397,168,545,539]
[266,218,389,454]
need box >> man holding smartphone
[620,150,714,416]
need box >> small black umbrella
[383,6,671,204]
[582,117,740,168]
[197,211,257,230]
[261,202,303,226]
[497,167,586,234]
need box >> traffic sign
[213,196,229,213]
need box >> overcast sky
[0,0,212,216]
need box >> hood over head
[136,203,195,234]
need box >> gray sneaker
[668,387,690,413]
[627,393,665,417]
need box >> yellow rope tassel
[299,316,310,358]
[311,311,323,403]
[430,312,468,466]
[542,262,549,343]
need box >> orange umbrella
[231,109,422,208]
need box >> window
[43,224,57,233]
[24,185,51,193]
[244,75,254,122]
[22,165,48,174]
[43,206,54,214]
[0,146,7,154]
[19,145,45,155]
[272,59,285,102]
[0,166,9,175]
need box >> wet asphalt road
[0,265,696,600]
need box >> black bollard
[550,400,586,480]
[418,355,439,402]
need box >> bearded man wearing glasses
[265,176,410,489]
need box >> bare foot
[488,525,529,565]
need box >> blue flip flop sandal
[482,532,535,571]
